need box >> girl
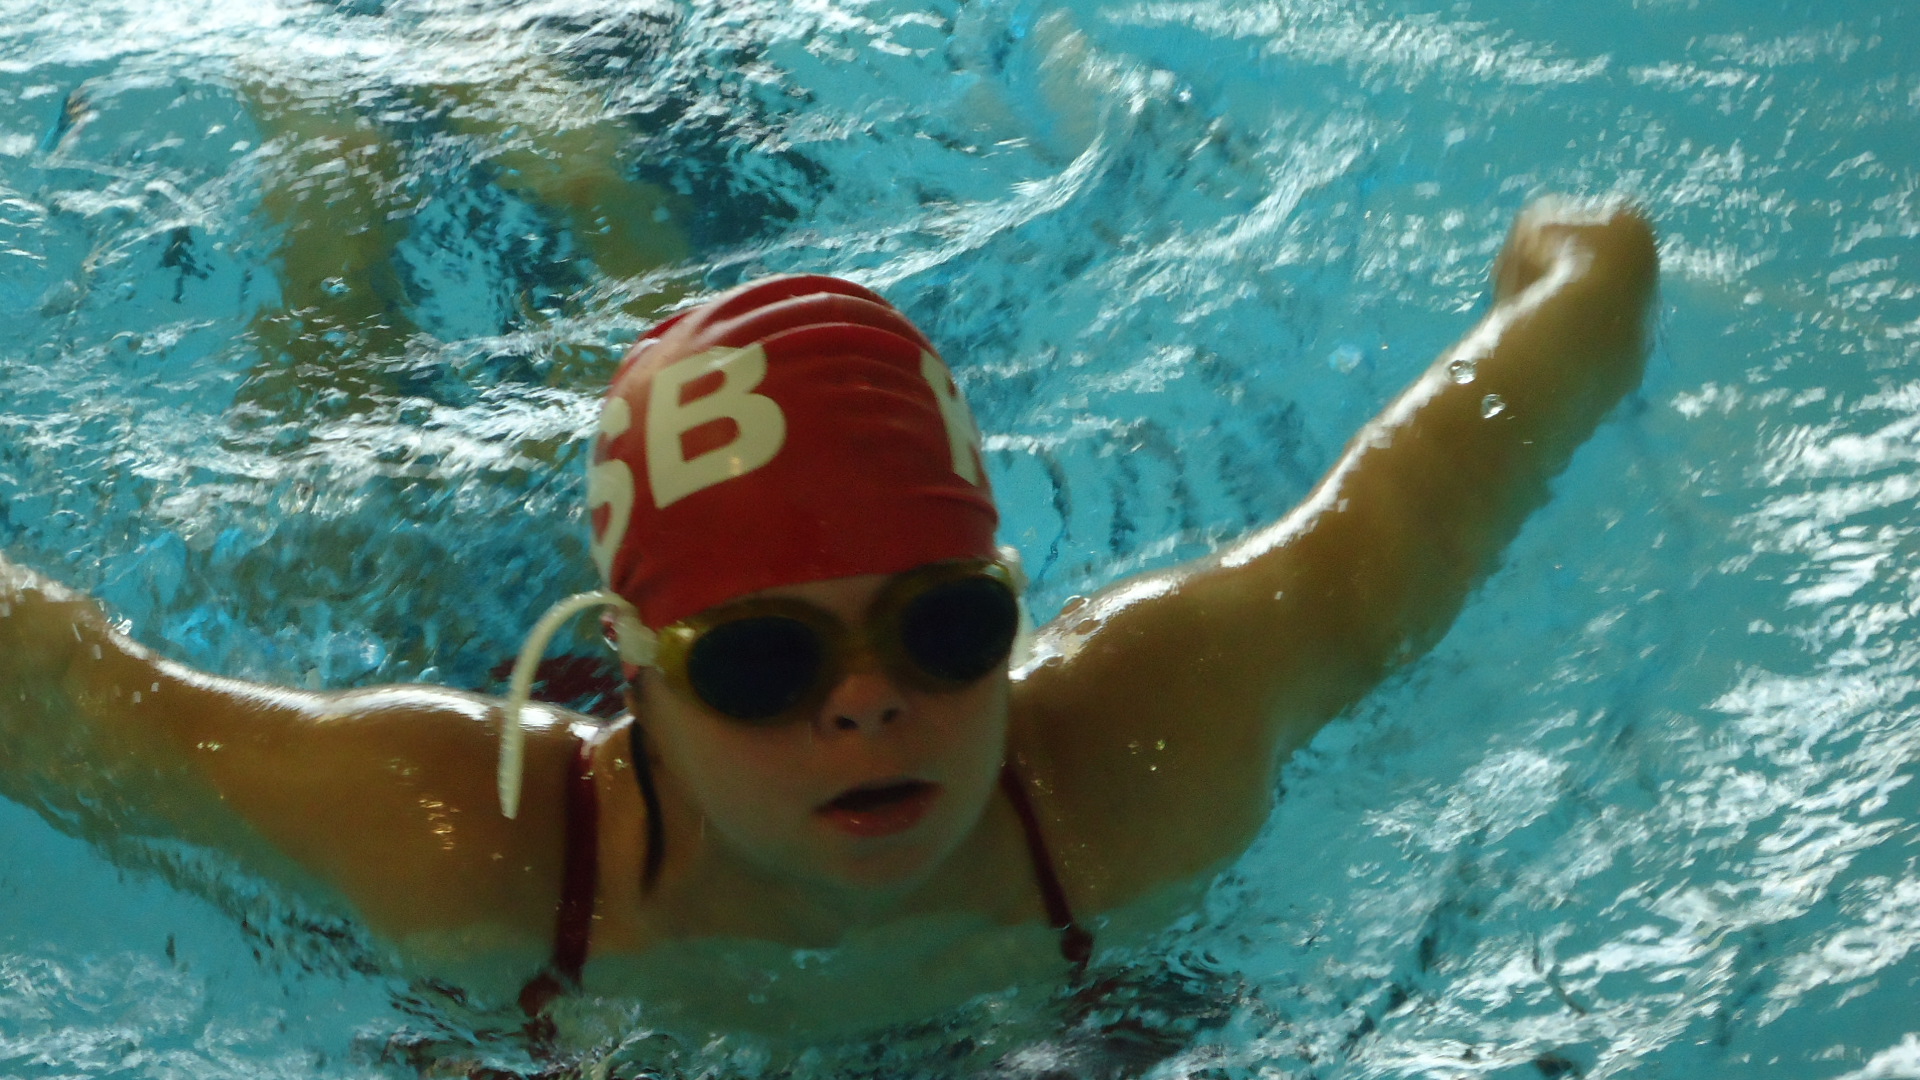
[0,197,1658,1038]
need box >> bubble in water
[1328,344,1363,374]
[1447,357,1477,384]
[1481,393,1506,418]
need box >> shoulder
[1004,572,1292,910]
[192,678,588,946]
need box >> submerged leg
[422,61,691,321]
[241,77,426,416]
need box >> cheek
[927,680,1011,782]
[640,679,797,808]
[667,720,792,801]
[691,729,800,809]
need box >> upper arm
[166,678,578,943]
[2,563,575,943]
[1014,202,1658,893]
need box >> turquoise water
[2,0,1918,1076]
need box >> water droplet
[322,277,350,296]
[1447,357,1477,384]
[1481,393,1507,419]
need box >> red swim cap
[586,276,999,629]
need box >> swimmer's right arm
[0,555,576,947]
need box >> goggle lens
[898,576,1020,685]
[685,615,826,721]
[668,566,1020,722]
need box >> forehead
[718,571,891,618]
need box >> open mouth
[823,780,934,813]
[816,780,940,837]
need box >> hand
[1492,197,1659,310]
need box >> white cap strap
[498,589,657,818]
[997,545,1036,669]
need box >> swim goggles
[497,554,1030,817]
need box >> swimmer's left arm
[1013,199,1659,897]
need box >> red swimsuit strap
[521,747,1092,1017]
[999,762,1095,968]
[518,733,602,1018]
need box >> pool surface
[2,0,1918,1076]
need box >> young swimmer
[0,197,1659,1038]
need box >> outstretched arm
[1013,199,1660,901]
[0,557,577,952]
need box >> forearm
[0,558,266,847]
[1016,202,1658,888]
[1268,202,1659,680]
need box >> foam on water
[2,0,1917,1076]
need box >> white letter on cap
[921,351,983,486]
[647,344,787,508]
[587,397,635,584]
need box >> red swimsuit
[518,725,1092,1016]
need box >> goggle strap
[499,589,655,819]
[997,545,1036,669]
[996,544,1028,593]
[1011,597,1037,671]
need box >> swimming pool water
[2,0,1918,1076]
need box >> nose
[816,661,907,735]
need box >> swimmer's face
[636,571,1011,894]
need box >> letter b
[646,344,788,508]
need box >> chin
[810,811,967,895]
